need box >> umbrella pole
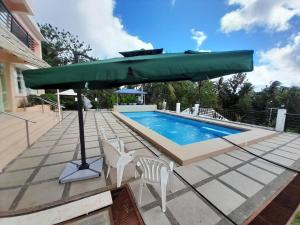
[58,88,102,183]
[77,89,89,169]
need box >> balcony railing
[0,0,35,51]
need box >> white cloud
[190,29,207,50]
[76,0,153,58]
[34,0,153,59]
[247,32,300,88]
[221,0,300,33]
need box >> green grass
[292,212,300,225]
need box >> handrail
[0,111,36,123]
[33,96,65,109]
[0,111,36,147]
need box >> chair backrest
[100,128,125,153]
[102,140,121,167]
[135,156,172,184]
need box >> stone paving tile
[142,206,172,225]
[52,143,77,153]
[272,149,300,160]
[250,159,285,175]
[268,139,288,145]
[57,138,79,146]
[39,135,61,142]
[116,132,132,138]
[0,187,21,211]
[286,143,300,149]
[84,135,99,142]
[168,191,221,225]
[198,180,246,215]
[33,163,65,182]
[77,147,101,159]
[119,136,137,143]
[7,156,44,171]
[17,180,64,210]
[244,147,265,155]
[226,150,254,161]
[152,175,186,197]
[125,141,145,150]
[259,141,280,148]
[69,176,107,196]
[279,146,300,154]
[175,165,210,185]
[31,140,57,148]
[0,169,34,188]
[249,144,273,152]
[263,153,295,166]
[61,133,79,139]
[85,141,100,149]
[133,148,156,157]
[129,179,156,207]
[21,147,52,157]
[213,154,243,167]
[237,164,277,184]
[219,171,264,197]
[44,152,74,165]
[196,158,229,175]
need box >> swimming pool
[122,111,243,145]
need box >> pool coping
[113,110,277,165]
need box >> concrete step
[0,111,58,172]
[0,112,57,148]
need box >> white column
[176,103,181,113]
[56,89,62,122]
[162,101,167,110]
[275,109,286,132]
[194,104,199,116]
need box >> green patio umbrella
[23,50,253,183]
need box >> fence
[285,113,300,133]
[213,108,278,128]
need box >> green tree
[197,80,218,108]
[215,73,250,109]
[39,23,95,66]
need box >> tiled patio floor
[0,111,300,225]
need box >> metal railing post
[41,100,44,113]
[25,120,30,147]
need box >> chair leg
[161,182,167,213]
[138,181,144,206]
[117,165,125,188]
[106,165,110,179]
[168,173,173,193]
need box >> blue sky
[34,0,300,89]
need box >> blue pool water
[123,111,243,145]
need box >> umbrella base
[59,157,103,184]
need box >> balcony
[0,0,35,51]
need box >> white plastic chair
[100,128,124,153]
[135,156,174,213]
[102,139,135,188]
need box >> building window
[14,68,26,94]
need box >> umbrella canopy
[56,89,77,96]
[22,50,254,183]
[23,50,253,90]
[115,89,147,94]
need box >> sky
[33,0,300,90]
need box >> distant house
[0,0,49,112]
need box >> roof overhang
[0,25,50,68]
[3,0,34,15]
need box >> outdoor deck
[0,111,299,225]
